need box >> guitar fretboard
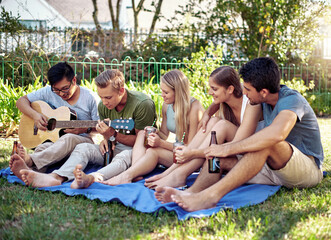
[55,120,106,128]
[54,119,133,131]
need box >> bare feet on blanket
[9,154,30,181]
[71,164,95,189]
[154,186,187,203]
[132,176,143,182]
[144,172,186,189]
[144,173,164,183]
[17,142,33,167]
[20,170,62,187]
[100,172,131,186]
[171,191,219,212]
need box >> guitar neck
[55,120,109,128]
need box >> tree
[108,0,122,31]
[91,0,164,48]
[92,0,105,36]
[168,0,329,63]
[131,0,164,47]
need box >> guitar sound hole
[48,118,57,131]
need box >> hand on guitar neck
[96,119,117,140]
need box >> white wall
[1,0,72,28]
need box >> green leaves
[171,0,329,63]
[0,77,43,137]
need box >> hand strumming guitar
[33,112,48,131]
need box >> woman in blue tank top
[99,69,204,185]
[145,66,263,190]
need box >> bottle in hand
[208,131,220,173]
[11,141,18,156]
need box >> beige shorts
[247,143,323,188]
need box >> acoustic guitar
[18,101,134,149]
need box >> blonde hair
[162,69,191,142]
[95,69,124,91]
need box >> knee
[73,143,99,158]
[74,143,95,152]
[146,148,157,157]
[207,117,219,128]
[60,133,76,141]
[211,119,230,131]
[269,141,289,154]
[137,130,145,139]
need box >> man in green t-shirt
[95,69,157,153]
[19,69,157,188]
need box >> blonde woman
[72,69,204,187]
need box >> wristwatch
[86,127,92,134]
[109,131,117,142]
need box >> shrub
[0,76,43,136]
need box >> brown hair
[94,69,125,91]
[210,66,243,126]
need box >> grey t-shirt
[262,85,323,168]
[27,85,100,136]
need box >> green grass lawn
[0,119,330,239]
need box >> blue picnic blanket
[0,165,280,220]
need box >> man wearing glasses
[11,62,99,176]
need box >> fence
[0,28,208,59]
[0,56,330,115]
[1,27,331,59]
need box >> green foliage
[281,77,316,104]
[170,0,329,63]
[309,92,331,116]
[80,79,98,92]
[121,34,207,61]
[181,43,224,108]
[0,7,25,35]
[0,77,43,136]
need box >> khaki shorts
[247,143,323,188]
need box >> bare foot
[145,172,186,189]
[9,154,30,181]
[132,176,143,182]
[17,142,33,167]
[71,164,95,189]
[145,173,164,183]
[20,170,62,187]
[154,186,188,203]
[171,191,220,212]
[100,173,131,186]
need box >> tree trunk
[92,0,105,36]
[148,0,163,36]
[109,0,122,30]
[131,0,145,48]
